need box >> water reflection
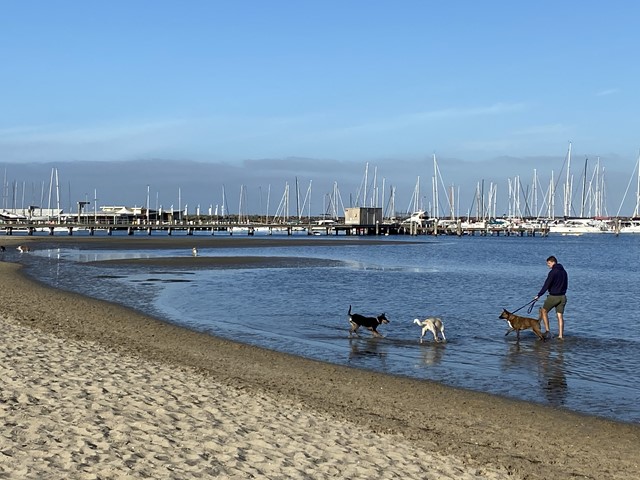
[501,338,544,367]
[348,337,388,365]
[419,343,445,366]
[538,346,568,406]
[501,340,568,406]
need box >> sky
[1,1,639,217]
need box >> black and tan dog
[499,308,546,341]
[348,305,389,338]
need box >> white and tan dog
[413,317,446,343]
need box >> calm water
[10,232,640,424]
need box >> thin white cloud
[0,119,188,145]
[411,102,528,120]
[596,88,620,96]
[312,102,529,139]
[513,124,569,136]
[460,139,516,152]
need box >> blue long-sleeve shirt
[538,263,568,297]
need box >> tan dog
[413,317,446,343]
[499,308,546,341]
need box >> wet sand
[0,236,638,479]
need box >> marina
[2,214,639,237]
[3,145,639,238]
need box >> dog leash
[512,299,537,315]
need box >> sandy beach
[0,236,638,479]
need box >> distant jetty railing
[1,220,552,237]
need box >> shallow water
[13,232,640,423]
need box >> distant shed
[344,207,382,225]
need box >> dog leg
[532,323,546,342]
[420,326,429,343]
[369,328,382,338]
[349,321,360,337]
[504,328,514,336]
[440,329,446,342]
[431,327,439,343]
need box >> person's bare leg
[541,307,550,335]
[557,313,564,339]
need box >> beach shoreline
[1,236,638,479]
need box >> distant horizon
[2,150,639,219]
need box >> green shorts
[543,295,567,314]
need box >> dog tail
[348,305,352,316]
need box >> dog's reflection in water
[348,337,388,365]
[502,340,543,369]
[503,342,567,406]
[420,343,445,366]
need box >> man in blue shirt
[534,256,568,340]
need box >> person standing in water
[534,255,568,339]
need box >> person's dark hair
[546,255,558,263]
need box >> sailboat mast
[221,185,226,219]
[433,153,439,219]
[533,169,538,219]
[47,168,54,213]
[266,184,271,223]
[550,171,555,219]
[635,151,640,217]
[580,158,588,218]
[564,141,572,217]
[372,166,378,207]
[295,177,300,220]
[238,185,244,223]
[449,184,455,219]
[55,168,60,221]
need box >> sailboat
[617,150,640,232]
[619,219,640,233]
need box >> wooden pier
[1,220,550,237]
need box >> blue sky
[1,1,639,216]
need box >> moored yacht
[548,218,612,234]
[618,219,640,233]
